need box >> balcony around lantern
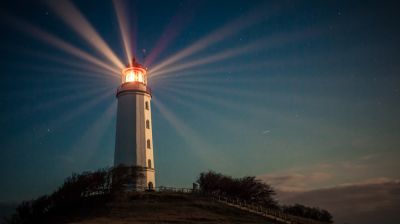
[117,81,152,96]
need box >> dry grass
[66,192,277,224]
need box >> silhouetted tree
[197,171,278,208]
[198,171,333,222]
[282,204,333,223]
[6,166,144,224]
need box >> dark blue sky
[0,2,399,219]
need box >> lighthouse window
[146,120,150,129]
[148,159,152,168]
[147,139,151,149]
[145,101,149,110]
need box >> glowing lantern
[121,59,147,85]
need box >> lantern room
[121,58,147,85]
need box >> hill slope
[66,192,279,224]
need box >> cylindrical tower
[114,58,155,190]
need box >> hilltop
[42,192,279,224]
[4,168,332,224]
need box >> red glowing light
[121,59,147,85]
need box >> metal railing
[127,186,196,193]
[211,194,329,224]
[130,186,330,224]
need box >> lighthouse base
[112,165,155,191]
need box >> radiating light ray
[156,86,230,118]
[150,28,320,78]
[150,69,238,84]
[160,80,262,99]
[149,2,280,73]
[157,87,289,155]
[158,75,283,90]
[66,100,116,169]
[162,81,341,127]
[16,63,119,84]
[7,85,112,123]
[5,14,120,75]
[10,81,111,101]
[2,46,120,79]
[45,88,114,131]
[19,88,115,142]
[151,57,295,83]
[26,51,120,79]
[155,44,288,80]
[30,85,113,113]
[150,50,338,87]
[159,85,257,140]
[159,86,322,173]
[113,0,133,63]
[152,97,229,167]
[158,85,241,112]
[14,47,120,79]
[46,0,125,69]
[144,1,196,66]
[158,84,272,118]
[155,76,246,86]
[6,79,109,98]
[2,83,113,124]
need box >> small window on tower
[146,120,150,129]
[147,139,151,149]
[145,101,149,110]
[148,159,152,168]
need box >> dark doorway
[148,181,154,190]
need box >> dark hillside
[63,192,279,224]
[5,168,331,224]
[0,203,17,224]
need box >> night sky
[1,1,400,223]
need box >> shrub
[7,165,143,224]
[197,171,278,208]
[282,204,333,223]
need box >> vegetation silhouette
[4,165,143,224]
[197,171,332,223]
[197,171,278,208]
[282,204,333,223]
[4,169,332,224]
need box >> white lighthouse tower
[114,58,155,190]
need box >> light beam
[152,97,228,167]
[66,100,117,169]
[6,14,120,75]
[150,28,320,78]
[46,0,125,69]
[113,0,133,63]
[149,2,279,73]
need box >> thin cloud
[259,172,333,192]
[258,153,400,191]
[276,180,400,224]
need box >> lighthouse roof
[128,57,146,70]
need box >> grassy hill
[4,169,331,224]
[59,192,279,224]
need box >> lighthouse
[114,58,155,190]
